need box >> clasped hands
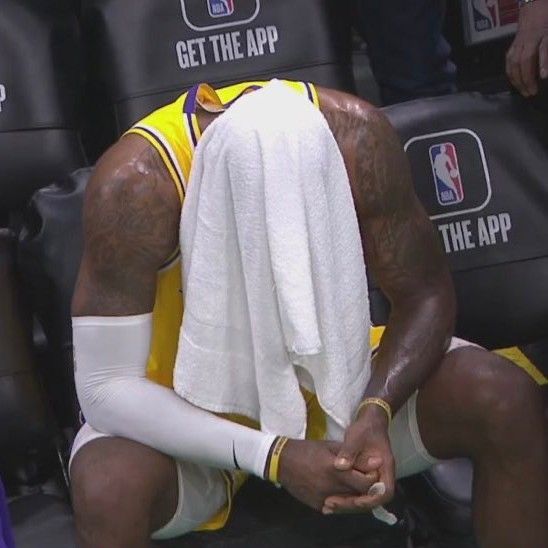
[277,404,395,515]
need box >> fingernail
[335,457,350,467]
[322,507,334,515]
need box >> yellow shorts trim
[494,346,547,386]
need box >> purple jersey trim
[303,82,314,103]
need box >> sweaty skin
[318,89,454,413]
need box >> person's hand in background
[506,0,548,96]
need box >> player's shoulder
[85,134,180,222]
[314,86,393,142]
[82,134,180,266]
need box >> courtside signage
[176,0,279,70]
[181,0,260,31]
[405,128,491,221]
[405,129,512,254]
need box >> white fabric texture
[175,80,371,440]
[72,314,276,478]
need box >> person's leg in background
[354,0,457,105]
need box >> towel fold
[175,80,371,441]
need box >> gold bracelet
[356,397,392,423]
[267,436,289,484]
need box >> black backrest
[0,230,56,485]
[82,0,354,136]
[381,93,548,348]
[18,169,90,429]
[0,0,86,213]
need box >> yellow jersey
[125,80,321,389]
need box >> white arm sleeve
[72,314,276,478]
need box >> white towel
[175,80,371,441]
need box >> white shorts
[69,337,475,540]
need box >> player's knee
[466,352,542,446]
[71,455,151,532]
[72,464,121,524]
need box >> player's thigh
[70,429,232,540]
[70,435,179,533]
[415,345,543,460]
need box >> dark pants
[354,0,456,105]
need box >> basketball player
[70,80,547,548]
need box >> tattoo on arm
[321,92,455,411]
[323,99,450,304]
[72,141,180,317]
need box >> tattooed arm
[73,135,179,316]
[317,89,456,511]
[320,89,455,413]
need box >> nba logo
[207,0,234,17]
[429,143,465,206]
[472,0,499,31]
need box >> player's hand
[506,0,548,96]
[277,439,379,512]
[322,405,395,514]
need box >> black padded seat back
[380,93,548,348]
[18,168,91,429]
[0,230,54,478]
[0,0,86,212]
[82,0,354,134]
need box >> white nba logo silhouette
[429,142,464,205]
[0,85,6,113]
[433,144,459,196]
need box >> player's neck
[196,108,222,134]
